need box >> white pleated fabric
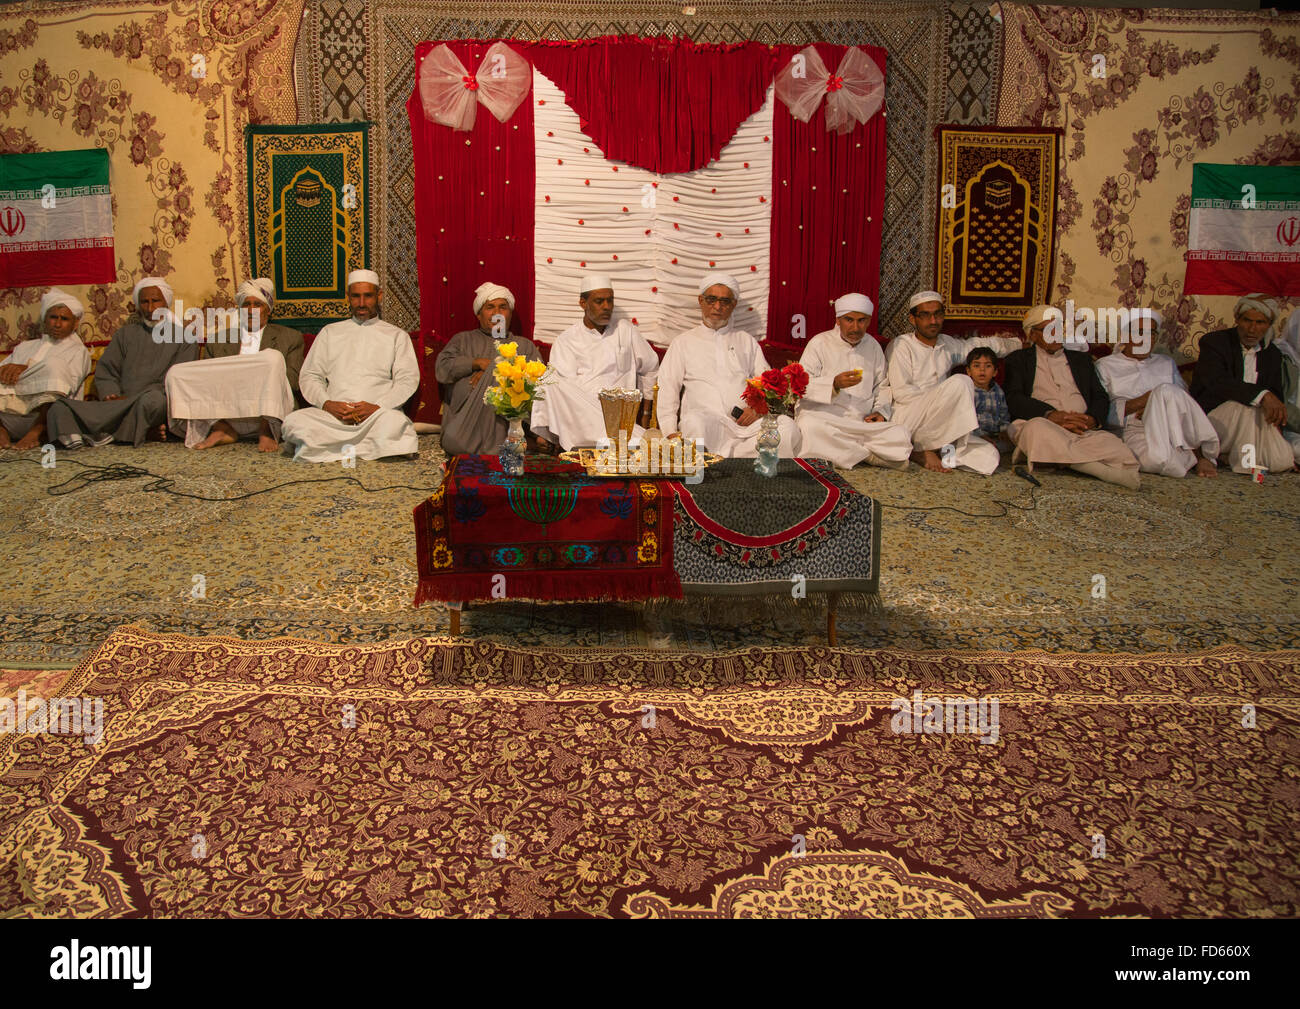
[533,69,773,349]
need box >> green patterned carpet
[0,438,1297,664]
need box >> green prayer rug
[246,123,370,329]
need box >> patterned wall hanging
[934,125,1061,323]
[246,123,370,330]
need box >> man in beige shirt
[1002,305,1140,488]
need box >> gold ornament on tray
[561,431,722,479]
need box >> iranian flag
[1184,163,1300,296]
[0,148,114,289]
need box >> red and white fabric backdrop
[406,37,886,371]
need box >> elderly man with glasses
[655,271,801,458]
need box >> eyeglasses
[702,295,736,308]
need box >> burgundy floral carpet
[2,627,1297,917]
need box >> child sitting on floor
[966,346,1011,449]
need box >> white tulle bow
[774,46,885,134]
[418,42,531,131]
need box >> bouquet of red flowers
[741,362,810,417]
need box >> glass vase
[498,417,526,476]
[754,414,780,477]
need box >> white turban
[834,293,874,318]
[1107,308,1163,354]
[346,269,381,290]
[40,288,84,321]
[698,272,741,298]
[132,276,174,310]
[908,290,943,311]
[473,282,516,315]
[236,278,276,309]
[579,274,614,295]
[1234,294,1278,323]
[1021,304,1059,333]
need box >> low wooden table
[413,454,881,645]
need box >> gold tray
[560,446,724,479]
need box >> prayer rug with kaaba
[934,125,1061,323]
[245,123,371,330]
[2,627,1296,917]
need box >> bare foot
[1194,457,1217,478]
[258,434,279,453]
[12,432,41,451]
[0,430,10,450]
[912,449,949,473]
[195,421,238,450]
[146,423,169,443]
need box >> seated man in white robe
[0,289,92,451]
[436,282,544,456]
[530,274,659,450]
[1004,304,1141,488]
[165,278,303,451]
[796,293,911,469]
[656,271,801,458]
[1095,309,1218,478]
[44,277,198,447]
[281,269,420,463]
[886,290,1023,473]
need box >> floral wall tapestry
[996,3,1300,358]
[0,0,304,357]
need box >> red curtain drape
[767,42,887,363]
[407,37,886,377]
[406,40,536,344]
[527,37,779,175]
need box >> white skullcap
[40,288,84,320]
[579,274,614,294]
[1130,307,1163,330]
[698,272,741,298]
[1234,293,1278,322]
[908,290,943,311]
[473,282,516,315]
[132,276,174,310]
[834,293,874,318]
[1021,304,1059,333]
[236,278,276,308]
[346,269,381,290]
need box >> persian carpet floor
[1,627,1296,917]
[1,438,1298,663]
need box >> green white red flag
[0,148,114,289]
[1184,163,1300,296]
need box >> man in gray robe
[45,277,198,447]
[435,282,542,455]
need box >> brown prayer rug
[935,124,1061,323]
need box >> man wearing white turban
[1190,295,1297,473]
[1004,305,1141,488]
[656,273,801,458]
[0,289,93,450]
[884,291,1023,473]
[44,277,198,447]
[281,269,420,462]
[529,275,659,450]
[163,278,304,451]
[1095,310,1219,478]
[436,281,543,455]
[795,294,911,469]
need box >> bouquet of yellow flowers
[482,341,548,420]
